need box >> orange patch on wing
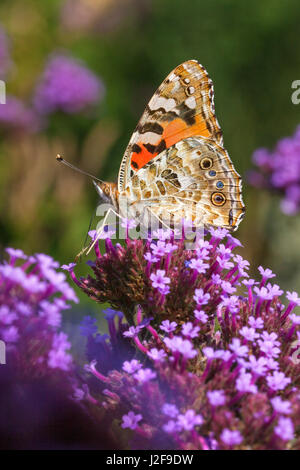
[162,115,211,148]
[131,145,158,170]
[130,115,211,171]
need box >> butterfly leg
[85,207,121,256]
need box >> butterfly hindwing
[122,137,245,231]
[118,60,223,191]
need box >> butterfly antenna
[56,154,104,184]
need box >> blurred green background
[1,0,300,300]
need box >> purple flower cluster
[0,248,77,376]
[68,227,300,450]
[33,54,105,115]
[248,126,300,214]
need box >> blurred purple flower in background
[0,247,76,374]
[0,249,119,449]
[248,125,300,215]
[33,54,105,115]
[0,95,39,133]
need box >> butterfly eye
[211,192,226,206]
[200,157,213,169]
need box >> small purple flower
[274,417,294,441]
[220,429,243,446]
[289,313,300,325]
[2,325,19,343]
[211,273,222,284]
[207,390,226,407]
[176,409,203,431]
[240,326,259,342]
[220,295,240,313]
[258,332,281,357]
[144,252,159,263]
[217,244,232,258]
[150,240,176,257]
[194,309,208,324]
[210,227,228,239]
[147,348,167,362]
[189,258,209,274]
[286,291,300,306]
[221,281,236,295]
[150,269,171,294]
[61,262,76,272]
[229,338,248,357]
[248,316,264,329]
[271,397,292,415]
[164,336,197,359]
[163,420,182,434]
[245,355,268,376]
[266,284,283,297]
[121,218,137,230]
[236,371,257,394]
[258,266,276,280]
[254,286,273,301]
[234,255,250,272]
[181,322,200,338]
[216,257,234,270]
[121,411,142,430]
[123,325,142,338]
[88,230,98,241]
[5,247,27,260]
[162,403,179,418]
[267,371,291,391]
[122,359,142,374]
[193,288,210,306]
[160,320,177,334]
[152,228,174,240]
[0,306,17,325]
[17,302,32,317]
[133,368,157,383]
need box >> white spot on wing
[185,96,196,109]
[149,96,177,112]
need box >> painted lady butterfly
[58,60,245,239]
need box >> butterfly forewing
[118,60,223,192]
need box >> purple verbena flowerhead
[75,227,300,450]
[248,126,300,215]
[0,248,77,378]
[33,54,105,115]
